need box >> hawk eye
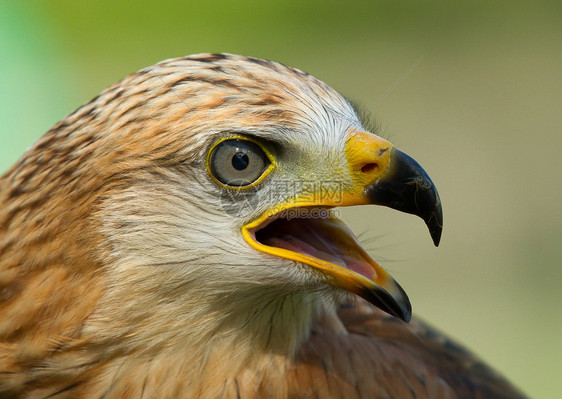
[209,139,271,187]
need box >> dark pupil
[232,152,249,170]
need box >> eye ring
[207,137,275,189]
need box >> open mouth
[242,206,396,290]
[242,205,412,321]
[252,208,380,281]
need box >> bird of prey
[0,53,525,398]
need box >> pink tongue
[266,236,345,267]
[258,218,376,280]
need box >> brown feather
[287,300,526,399]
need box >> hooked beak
[366,148,443,246]
[242,130,442,323]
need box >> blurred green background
[1,1,560,397]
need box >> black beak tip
[427,204,443,247]
[359,284,412,323]
[431,228,442,247]
[400,300,412,323]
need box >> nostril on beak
[361,163,378,174]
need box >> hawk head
[0,53,442,394]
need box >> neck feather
[84,283,333,397]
